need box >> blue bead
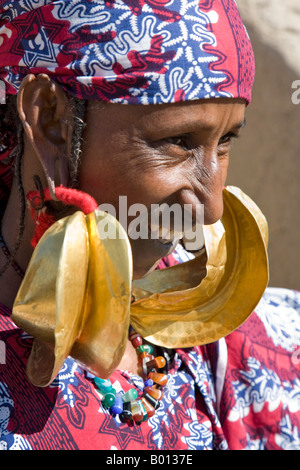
[85,371,95,379]
[144,379,154,388]
[111,393,123,415]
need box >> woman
[0,0,299,450]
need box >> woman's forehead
[87,98,246,136]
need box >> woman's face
[78,98,246,278]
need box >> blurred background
[228,0,300,290]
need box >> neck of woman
[0,181,34,309]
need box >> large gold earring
[12,186,268,387]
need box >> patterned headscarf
[0,0,255,105]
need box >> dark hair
[0,95,20,202]
[0,95,19,157]
[0,93,87,276]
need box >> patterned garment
[1,284,300,450]
[0,0,255,105]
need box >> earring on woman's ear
[26,175,56,248]
[26,179,98,248]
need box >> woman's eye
[165,135,189,150]
[218,132,237,145]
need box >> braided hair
[0,95,19,203]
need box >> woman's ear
[17,74,72,199]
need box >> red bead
[129,331,143,349]
[143,392,161,410]
[147,372,168,387]
[141,397,155,418]
[146,356,166,370]
[144,386,163,401]
[131,400,147,423]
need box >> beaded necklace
[88,327,169,424]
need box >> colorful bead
[141,397,155,419]
[111,393,123,415]
[120,402,132,423]
[144,385,163,401]
[122,388,138,403]
[144,378,154,388]
[131,400,147,423]
[147,372,168,387]
[102,389,116,408]
[85,371,95,379]
[137,344,153,355]
[141,407,148,422]
[138,352,154,364]
[142,355,155,376]
[94,327,169,426]
[129,331,143,349]
[146,356,166,370]
[94,377,113,393]
[143,392,161,410]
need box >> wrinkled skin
[80,97,246,277]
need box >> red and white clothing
[1,286,299,450]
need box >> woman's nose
[177,158,225,225]
[177,188,223,226]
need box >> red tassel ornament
[26,186,98,248]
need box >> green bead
[137,344,153,354]
[141,404,148,422]
[122,388,138,403]
[102,389,116,408]
[94,377,112,393]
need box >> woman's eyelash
[163,131,239,149]
[165,135,189,148]
[218,132,239,145]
